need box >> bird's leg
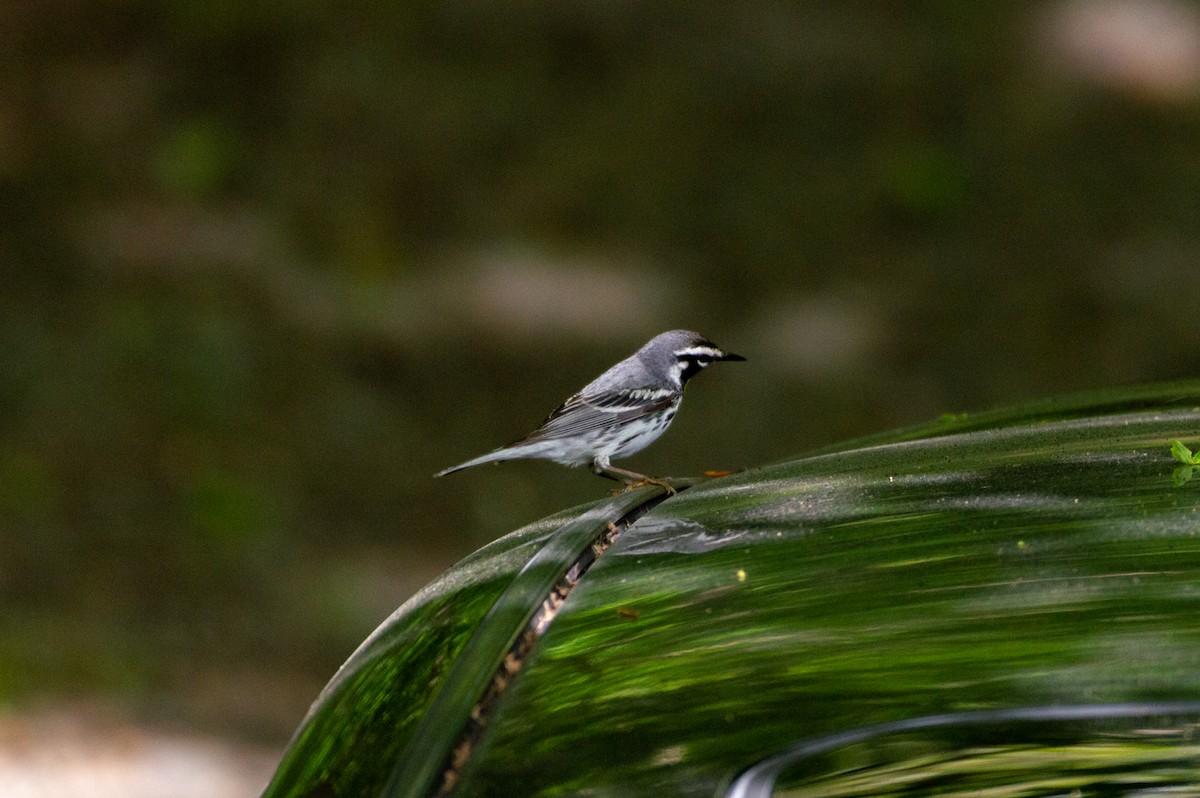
[591,459,677,495]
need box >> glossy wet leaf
[457,383,1200,796]
[263,490,663,798]
[263,380,1200,798]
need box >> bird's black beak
[717,351,746,362]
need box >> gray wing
[517,388,677,443]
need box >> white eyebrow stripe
[675,346,722,358]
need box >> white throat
[669,359,688,387]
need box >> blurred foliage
[1,1,1199,741]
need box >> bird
[435,330,745,489]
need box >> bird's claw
[612,477,677,495]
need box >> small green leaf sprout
[1170,440,1200,465]
[1169,440,1200,486]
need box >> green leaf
[1169,439,1197,464]
[264,380,1200,798]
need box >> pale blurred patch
[748,294,881,378]
[78,211,669,346]
[318,248,671,346]
[465,250,669,341]
[0,706,278,798]
[1041,0,1200,101]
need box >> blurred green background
[2,0,1199,758]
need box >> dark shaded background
[2,0,1199,771]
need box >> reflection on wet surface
[758,704,1200,798]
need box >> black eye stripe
[677,355,711,383]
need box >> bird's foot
[634,476,678,495]
[594,460,678,495]
[611,476,677,495]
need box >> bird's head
[640,330,746,388]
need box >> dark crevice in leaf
[430,487,683,798]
